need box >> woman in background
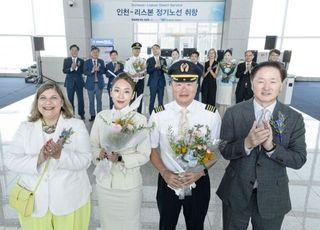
[201,48,218,106]
[216,49,237,117]
[6,82,91,230]
[90,73,151,230]
[164,48,180,103]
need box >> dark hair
[109,50,118,55]
[245,50,254,55]
[269,49,281,56]
[224,49,232,56]
[190,51,200,57]
[152,44,160,49]
[250,61,287,82]
[112,72,136,92]
[69,44,79,51]
[172,48,179,55]
[91,46,100,52]
[28,81,73,122]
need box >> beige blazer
[5,115,92,217]
[90,109,151,190]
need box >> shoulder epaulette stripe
[205,104,216,112]
[154,105,165,113]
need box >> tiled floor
[0,89,319,230]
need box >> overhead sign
[91,1,225,22]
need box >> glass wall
[248,0,320,78]
[0,0,66,73]
[134,22,223,62]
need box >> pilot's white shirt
[149,100,221,172]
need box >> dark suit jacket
[235,61,257,95]
[83,58,105,90]
[146,56,167,88]
[62,57,84,89]
[196,62,204,85]
[216,99,307,219]
[105,61,124,90]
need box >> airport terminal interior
[0,0,320,229]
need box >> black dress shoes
[89,116,95,122]
[80,115,85,120]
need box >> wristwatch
[117,155,122,162]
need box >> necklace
[41,119,57,134]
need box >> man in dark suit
[217,61,307,230]
[62,44,85,119]
[190,50,204,101]
[146,44,167,115]
[83,46,106,121]
[235,50,257,103]
[105,50,124,109]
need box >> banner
[91,1,225,23]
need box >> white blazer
[90,108,151,190]
[5,114,92,217]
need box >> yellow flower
[181,146,188,154]
[203,152,214,164]
[176,146,181,153]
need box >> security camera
[68,0,75,7]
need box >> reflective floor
[0,90,319,230]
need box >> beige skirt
[96,184,142,230]
[216,84,233,105]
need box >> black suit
[235,61,257,103]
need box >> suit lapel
[243,99,255,127]
[29,120,45,153]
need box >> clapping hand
[71,62,77,70]
[245,121,271,149]
[261,121,274,151]
[37,139,62,165]
[44,139,62,160]
[114,63,120,72]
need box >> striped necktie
[178,108,189,135]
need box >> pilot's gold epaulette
[205,104,216,112]
[154,105,165,113]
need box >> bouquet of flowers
[167,124,220,199]
[219,61,236,83]
[99,112,153,151]
[132,58,146,74]
[93,97,154,178]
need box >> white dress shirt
[149,100,221,172]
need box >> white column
[63,0,91,58]
[221,0,254,60]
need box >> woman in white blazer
[5,82,91,230]
[90,73,151,230]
